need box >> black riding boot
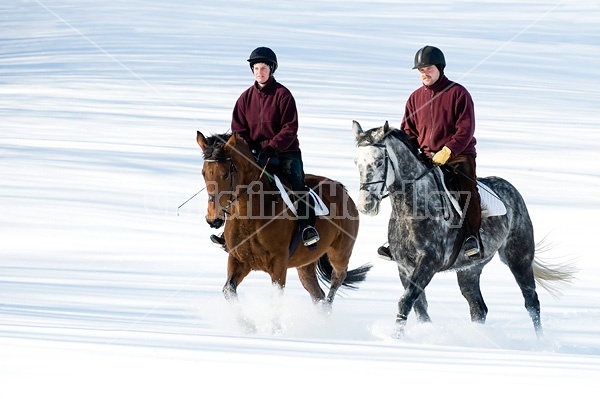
[210,233,228,252]
[377,244,393,261]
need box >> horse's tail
[532,238,578,299]
[316,253,372,289]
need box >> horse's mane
[387,128,420,158]
[356,124,420,158]
[202,133,232,161]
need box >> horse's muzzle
[207,217,225,229]
[357,193,381,216]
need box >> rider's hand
[257,146,277,167]
[432,146,452,165]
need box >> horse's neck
[385,139,430,187]
[230,170,281,218]
[386,141,458,229]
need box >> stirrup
[463,235,480,259]
[377,245,393,261]
[302,226,319,247]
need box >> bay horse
[353,120,575,338]
[197,131,371,329]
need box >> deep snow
[1,1,599,398]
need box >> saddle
[431,164,506,270]
[434,167,506,219]
[273,175,329,218]
[271,174,329,257]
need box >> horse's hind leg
[456,264,489,323]
[500,230,543,336]
[296,262,326,303]
[325,269,347,304]
[324,252,349,304]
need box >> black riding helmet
[247,47,278,75]
[412,45,446,74]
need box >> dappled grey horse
[353,120,575,338]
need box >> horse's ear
[384,121,389,133]
[197,131,207,151]
[225,133,255,169]
[225,133,243,162]
[352,120,364,137]
[225,132,237,149]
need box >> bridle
[205,157,237,216]
[359,140,436,200]
[359,143,395,200]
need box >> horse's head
[197,131,255,228]
[353,120,392,216]
[353,120,424,216]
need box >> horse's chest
[229,238,276,272]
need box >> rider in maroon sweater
[232,76,300,154]
[378,46,482,260]
[402,74,476,158]
[211,47,319,251]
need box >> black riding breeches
[278,151,315,226]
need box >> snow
[1,0,599,397]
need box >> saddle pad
[478,181,507,218]
[434,168,506,218]
[273,175,329,217]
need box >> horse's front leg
[394,260,437,338]
[223,255,255,332]
[269,264,288,334]
[398,271,432,323]
[222,255,251,299]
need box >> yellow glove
[432,146,452,165]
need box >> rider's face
[253,63,271,85]
[418,65,440,86]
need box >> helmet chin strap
[255,75,272,88]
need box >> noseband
[359,143,394,200]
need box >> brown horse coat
[197,131,370,304]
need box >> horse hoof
[316,300,333,314]
[237,317,257,334]
[392,317,407,338]
[271,323,283,335]
[391,327,405,339]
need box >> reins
[205,155,278,217]
[360,130,504,212]
[443,164,505,204]
[359,141,433,200]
